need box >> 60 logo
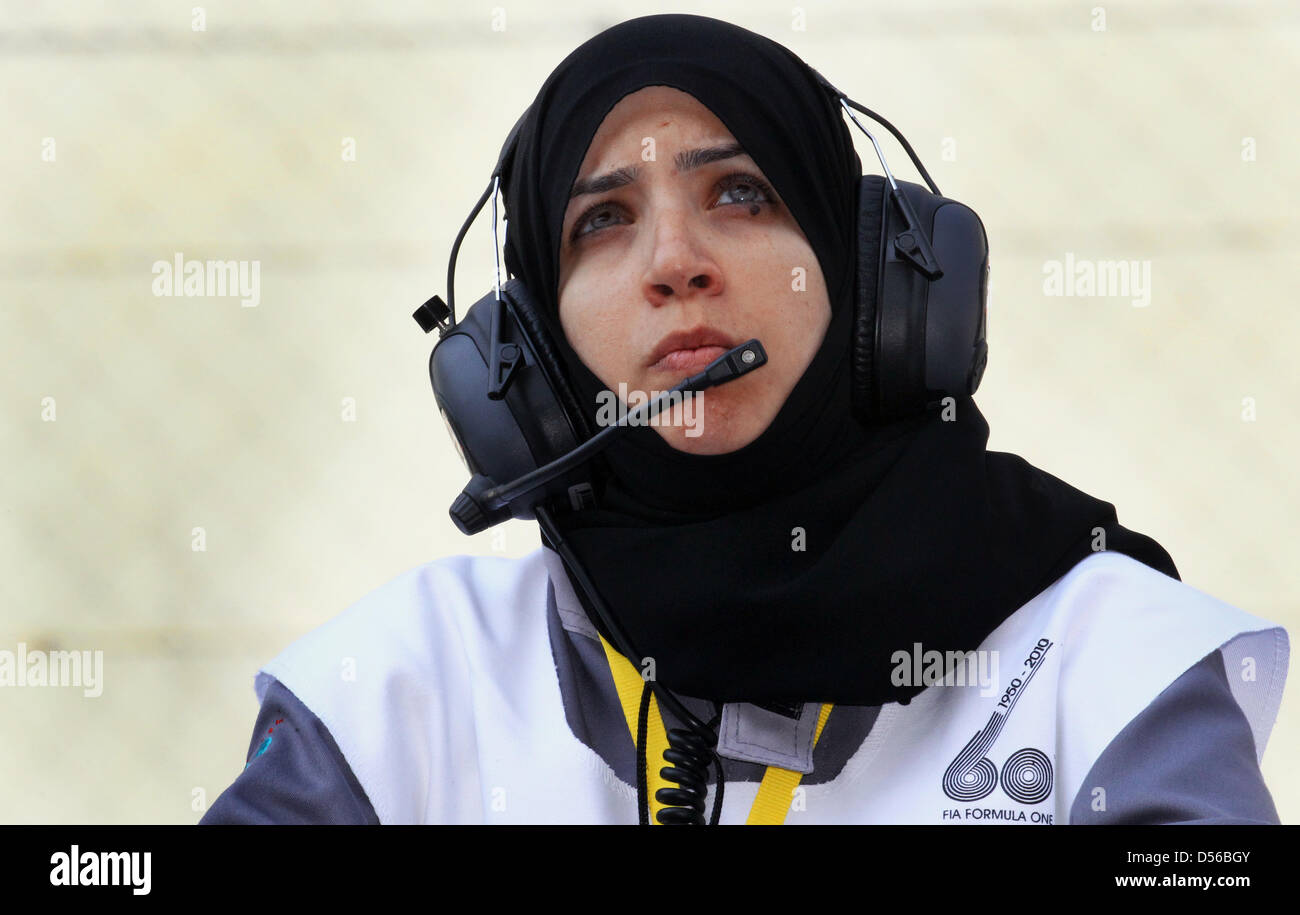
[943,742,1053,804]
[941,635,1055,805]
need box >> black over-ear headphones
[414,73,990,537]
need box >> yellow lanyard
[597,632,832,824]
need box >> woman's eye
[569,171,776,243]
[715,172,775,209]
[570,203,627,242]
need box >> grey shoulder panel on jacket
[199,677,380,825]
[1068,647,1280,824]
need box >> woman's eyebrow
[568,142,748,200]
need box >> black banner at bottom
[0,824,1291,899]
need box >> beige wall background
[1,0,1295,823]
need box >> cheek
[558,267,603,351]
[559,286,635,386]
[750,240,828,343]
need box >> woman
[201,14,1287,825]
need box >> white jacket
[219,547,1287,824]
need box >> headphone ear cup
[851,174,888,426]
[501,279,595,443]
[429,277,597,525]
[855,175,991,423]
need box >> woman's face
[557,85,832,454]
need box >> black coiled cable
[635,682,725,825]
[536,504,726,825]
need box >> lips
[647,325,739,373]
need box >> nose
[640,205,725,307]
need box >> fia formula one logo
[942,637,1054,804]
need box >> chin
[651,419,762,455]
[644,384,777,454]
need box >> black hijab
[500,13,1178,708]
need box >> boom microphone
[449,339,767,534]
